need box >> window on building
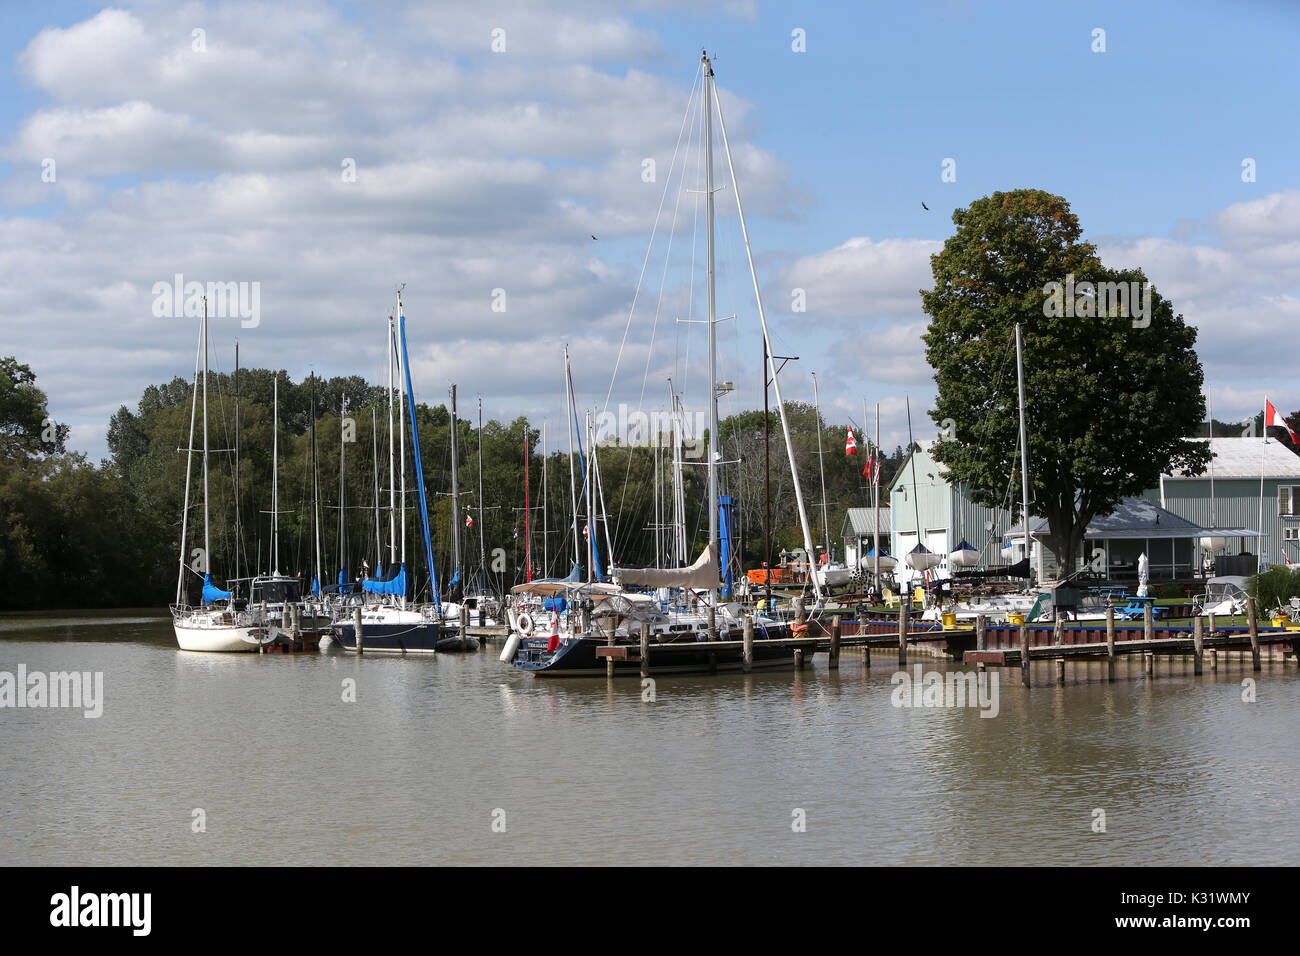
[1281,486,1300,516]
[1285,526,1300,542]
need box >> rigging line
[613,77,703,554]
[600,59,703,416]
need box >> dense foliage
[1,357,901,609]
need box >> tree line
[0,356,906,610]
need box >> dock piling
[1247,597,1261,672]
[898,602,908,666]
[1020,623,1030,688]
[1193,616,1204,675]
[1054,614,1065,685]
[1105,606,1116,682]
[742,615,754,673]
[639,622,649,680]
[829,615,841,670]
[353,605,364,655]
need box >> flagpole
[874,400,880,592]
[1259,397,1267,574]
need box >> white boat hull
[173,623,260,652]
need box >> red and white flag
[1265,398,1297,445]
[582,524,590,540]
[465,513,473,529]
[862,453,873,480]
[845,427,858,456]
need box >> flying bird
[921,202,929,210]
[591,234,598,240]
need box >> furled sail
[612,542,719,590]
[201,573,232,605]
[363,563,407,595]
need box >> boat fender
[516,612,533,634]
[499,633,521,663]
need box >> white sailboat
[171,297,260,652]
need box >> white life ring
[516,611,534,634]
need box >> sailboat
[170,298,261,652]
[810,372,852,590]
[505,51,821,676]
[331,292,446,653]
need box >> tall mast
[874,401,881,587]
[371,405,381,571]
[703,50,720,619]
[812,371,830,560]
[523,422,531,582]
[201,297,210,580]
[1015,323,1032,577]
[566,347,580,572]
[586,409,594,585]
[763,340,771,605]
[477,395,487,587]
[449,383,461,591]
[338,392,347,581]
[542,421,549,578]
[398,290,407,603]
[176,324,202,605]
[387,312,396,565]
[271,371,279,574]
[311,380,322,592]
[711,61,821,599]
[233,341,241,589]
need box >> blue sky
[0,0,1297,459]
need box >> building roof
[1164,437,1300,480]
[843,507,892,536]
[1006,496,1254,540]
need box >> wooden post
[606,623,616,678]
[639,621,650,680]
[794,648,804,670]
[353,605,364,655]
[898,601,908,666]
[1145,652,1154,676]
[1193,616,1204,675]
[1105,605,1116,683]
[1020,624,1030,688]
[459,604,469,650]
[829,615,841,671]
[1210,648,1218,671]
[290,603,300,650]
[743,615,754,674]
[1207,612,1216,636]
[1247,596,1261,672]
[976,614,987,651]
[1143,603,1153,643]
[1053,613,1065,685]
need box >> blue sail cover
[337,568,346,586]
[719,494,735,598]
[449,567,460,588]
[202,573,232,605]
[363,563,407,596]
[311,575,320,598]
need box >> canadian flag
[862,453,874,480]
[582,524,589,539]
[1265,399,1298,445]
[863,454,880,485]
[845,428,858,456]
[465,513,473,529]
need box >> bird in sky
[921,202,929,211]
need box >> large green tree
[920,189,1210,574]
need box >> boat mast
[201,297,211,584]
[523,420,531,583]
[387,312,396,567]
[338,392,347,582]
[271,371,279,574]
[566,347,580,572]
[703,51,720,624]
[542,421,549,578]
[763,341,771,605]
[311,380,322,593]
[812,371,831,561]
[874,400,881,588]
[449,383,461,592]
[478,395,487,588]
[233,341,241,590]
[372,405,381,571]
[1015,322,1032,578]
[586,409,594,585]
[710,58,821,599]
[397,290,407,605]
[176,323,202,605]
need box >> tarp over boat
[201,573,232,604]
[363,563,407,595]
[611,542,719,590]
